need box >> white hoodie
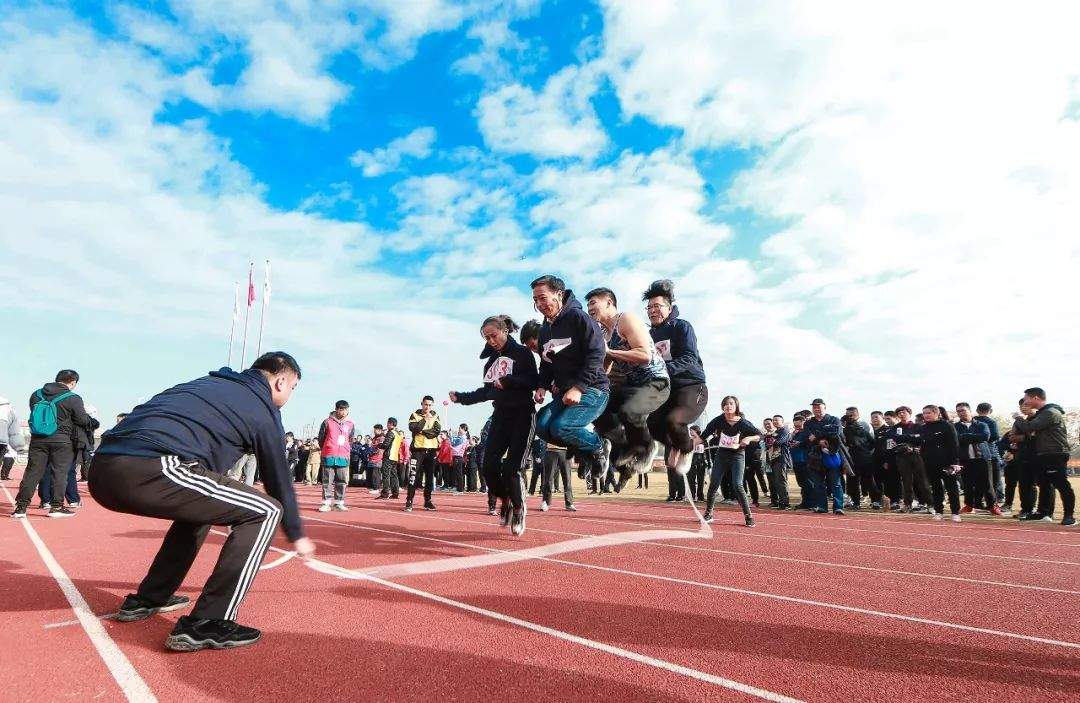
[0,396,25,450]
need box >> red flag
[247,263,256,307]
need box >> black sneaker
[510,507,526,536]
[48,506,76,518]
[702,511,714,524]
[164,616,261,652]
[374,494,388,500]
[117,594,191,622]
[403,502,413,513]
[11,502,28,519]
[833,509,845,516]
[1020,512,1046,521]
[498,500,512,528]
[424,503,437,511]
[487,507,497,516]
[1061,516,1076,527]
[745,517,756,528]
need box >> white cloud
[350,126,437,177]
[477,63,608,159]
[0,9,498,433]
[597,0,1080,412]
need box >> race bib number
[483,356,514,383]
[718,433,740,449]
[885,439,896,450]
[694,445,705,454]
[337,435,346,447]
[654,339,672,361]
[541,338,572,362]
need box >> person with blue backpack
[11,369,91,519]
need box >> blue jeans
[39,460,79,505]
[706,450,752,519]
[813,462,845,511]
[536,388,609,454]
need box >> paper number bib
[718,433,741,449]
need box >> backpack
[29,389,74,437]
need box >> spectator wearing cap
[803,399,845,515]
[317,400,355,512]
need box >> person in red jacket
[317,400,355,512]
[436,431,453,490]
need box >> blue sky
[1,1,1078,437]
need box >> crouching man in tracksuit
[88,352,315,652]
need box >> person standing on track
[450,315,538,533]
[886,406,938,516]
[642,280,708,484]
[918,405,963,522]
[317,400,355,513]
[0,394,24,481]
[531,275,611,485]
[405,396,441,512]
[700,396,760,527]
[377,418,404,500]
[1010,387,1076,527]
[87,352,315,652]
[955,402,1002,516]
[11,369,91,519]
[586,287,671,492]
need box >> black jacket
[537,290,609,394]
[918,420,959,469]
[97,368,303,541]
[29,382,91,445]
[844,420,875,459]
[648,306,706,389]
[454,336,538,412]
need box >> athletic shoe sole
[117,599,192,623]
[164,632,260,652]
[47,511,76,518]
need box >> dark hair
[883,410,897,418]
[459,423,469,431]
[690,424,701,433]
[481,315,520,333]
[845,406,858,413]
[938,406,949,420]
[251,351,302,379]
[387,417,398,427]
[922,404,938,412]
[1023,387,1046,400]
[955,402,971,410]
[896,406,912,415]
[520,319,542,343]
[720,395,741,417]
[642,279,675,304]
[772,414,784,420]
[116,412,129,420]
[976,402,992,414]
[335,400,349,410]
[374,423,384,430]
[792,413,804,421]
[55,369,79,384]
[585,287,618,307]
[798,410,812,419]
[285,431,294,437]
[530,275,565,293]
[870,410,884,417]
[422,395,435,403]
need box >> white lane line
[302,557,802,702]
[44,613,118,630]
[303,512,1080,649]
[396,509,1080,596]
[413,495,1080,567]
[3,484,156,702]
[735,518,1079,548]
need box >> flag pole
[227,282,239,367]
[256,259,271,357]
[240,261,254,368]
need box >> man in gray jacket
[0,395,25,480]
[1011,387,1074,526]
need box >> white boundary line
[3,484,156,702]
[302,512,1080,649]
[390,494,1080,567]
[397,508,1080,596]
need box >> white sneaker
[932,511,942,521]
[951,514,962,523]
[565,504,577,512]
[539,500,549,512]
[317,502,331,512]
[332,502,349,512]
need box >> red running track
[2,475,1078,703]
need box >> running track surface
[3,471,1079,703]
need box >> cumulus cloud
[598,0,1080,410]
[476,63,608,159]
[350,127,437,177]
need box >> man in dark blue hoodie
[642,279,708,484]
[88,352,314,651]
[530,275,610,476]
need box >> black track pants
[88,454,281,621]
